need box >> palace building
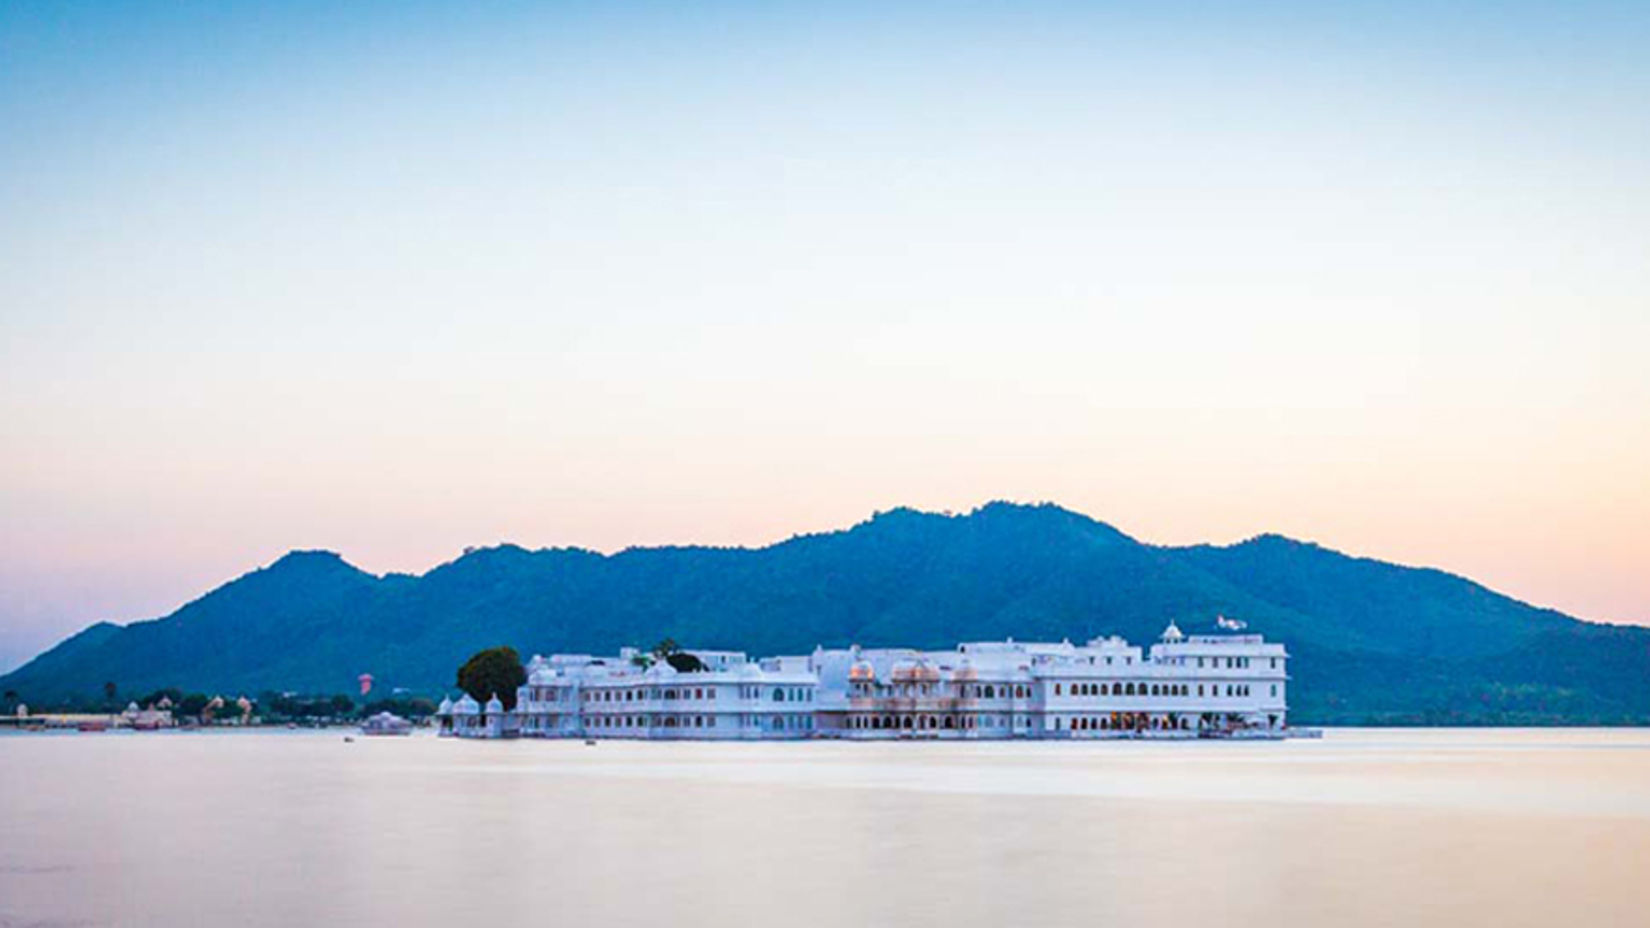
[435,622,1290,740]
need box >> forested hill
[4,502,1646,724]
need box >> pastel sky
[2,1,1647,672]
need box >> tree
[457,646,527,710]
[139,687,183,709]
[330,694,355,717]
[363,697,437,718]
[650,638,705,673]
[178,693,210,717]
[103,681,117,706]
[665,652,705,673]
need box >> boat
[77,720,110,733]
[359,711,413,736]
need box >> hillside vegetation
[5,503,1646,724]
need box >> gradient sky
[2,1,1647,672]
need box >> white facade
[437,625,1290,740]
[509,650,818,740]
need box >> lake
[2,728,1648,927]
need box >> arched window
[773,688,785,702]
[1055,683,1063,696]
[1125,683,1135,696]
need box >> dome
[848,660,876,681]
[738,662,764,679]
[1161,621,1186,642]
[437,697,454,715]
[890,659,939,682]
[484,695,505,714]
[453,694,480,715]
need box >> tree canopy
[650,638,705,673]
[457,646,526,710]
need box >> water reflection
[2,729,1647,927]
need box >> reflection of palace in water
[436,622,1290,740]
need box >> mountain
[4,502,1646,724]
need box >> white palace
[436,622,1290,740]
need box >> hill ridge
[3,501,1645,724]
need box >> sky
[2,1,1647,672]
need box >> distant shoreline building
[435,623,1290,740]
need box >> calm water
[3,729,1649,928]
